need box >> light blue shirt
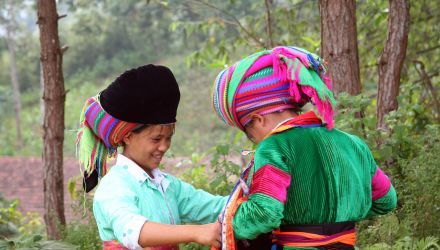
[93,154,227,249]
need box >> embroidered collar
[116,154,169,189]
[263,111,323,140]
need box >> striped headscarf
[76,65,180,192]
[212,46,336,130]
[76,95,141,180]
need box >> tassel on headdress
[76,96,108,178]
[76,96,139,192]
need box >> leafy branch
[190,0,266,47]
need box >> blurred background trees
[0,0,439,249]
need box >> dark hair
[131,123,176,134]
[120,124,176,147]
[131,124,152,134]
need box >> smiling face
[122,124,174,175]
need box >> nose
[158,140,170,152]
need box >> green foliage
[0,235,78,250]
[0,198,20,238]
[178,141,246,196]
[61,179,101,250]
[361,236,440,250]
[61,222,100,250]
[0,182,100,250]
[358,213,411,247]
[394,126,440,237]
[335,91,440,246]
[0,194,76,250]
[175,0,320,68]
[0,0,439,248]
[180,242,209,250]
[0,195,44,239]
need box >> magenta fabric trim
[244,54,273,78]
[103,241,178,250]
[103,241,128,250]
[371,167,391,201]
[250,164,291,203]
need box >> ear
[122,132,133,145]
[251,114,265,127]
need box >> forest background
[0,0,439,249]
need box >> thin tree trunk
[413,60,440,123]
[5,26,23,149]
[319,0,361,97]
[37,0,66,240]
[264,0,274,48]
[376,0,410,130]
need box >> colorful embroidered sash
[272,229,356,248]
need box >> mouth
[152,154,163,163]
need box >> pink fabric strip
[250,164,291,204]
[103,241,179,250]
[103,241,128,250]
[273,47,310,67]
[371,167,391,201]
[244,54,274,78]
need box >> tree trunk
[264,0,274,48]
[413,60,440,123]
[319,0,361,97]
[37,0,66,240]
[376,0,410,130]
[40,62,44,125]
[5,26,23,149]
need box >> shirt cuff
[120,214,148,250]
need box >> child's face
[122,125,174,173]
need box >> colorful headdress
[76,64,180,192]
[212,46,336,130]
[76,96,140,192]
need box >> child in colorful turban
[212,46,397,250]
[77,65,226,250]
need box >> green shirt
[233,127,397,249]
[93,154,227,249]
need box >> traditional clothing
[211,47,397,249]
[77,65,227,249]
[94,154,226,250]
[77,64,181,192]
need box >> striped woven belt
[272,221,356,249]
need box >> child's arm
[94,175,222,249]
[94,176,148,249]
[232,142,291,240]
[174,177,228,224]
[367,167,397,217]
[138,221,221,248]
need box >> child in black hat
[77,64,226,249]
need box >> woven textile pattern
[212,46,336,130]
[76,96,140,178]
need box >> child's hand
[195,222,221,248]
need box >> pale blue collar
[116,154,169,190]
